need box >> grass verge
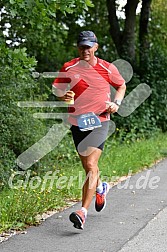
[0,132,167,233]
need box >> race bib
[77,112,102,131]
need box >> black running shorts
[70,121,109,153]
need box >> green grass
[0,132,167,232]
[100,133,167,175]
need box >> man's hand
[60,90,75,104]
[105,101,119,113]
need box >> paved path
[119,207,167,252]
[1,159,167,252]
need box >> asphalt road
[1,158,167,252]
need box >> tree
[149,0,167,54]
[106,0,152,72]
[55,0,117,63]
[0,0,94,71]
[139,0,152,73]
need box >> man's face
[78,44,98,62]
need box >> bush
[0,40,49,186]
[147,48,167,131]
[0,146,16,190]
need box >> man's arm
[114,82,126,101]
[106,83,126,113]
[52,86,75,103]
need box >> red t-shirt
[53,57,125,126]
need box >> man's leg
[80,148,110,213]
[69,122,109,229]
[69,147,102,229]
[79,147,102,210]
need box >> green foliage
[144,46,167,132]
[0,146,16,190]
[0,0,94,191]
[1,0,94,72]
[110,73,159,142]
[0,40,48,188]
[150,0,167,55]
[7,0,94,19]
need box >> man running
[52,31,126,230]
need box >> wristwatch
[114,99,122,106]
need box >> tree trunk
[106,0,122,56]
[139,0,152,74]
[106,0,139,68]
[122,0,139,65]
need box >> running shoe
[69,210,86,230]
[95,182,110,212]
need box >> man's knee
[82,159,96,170]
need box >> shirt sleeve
[108,63,125,87]
[52,65,71,91]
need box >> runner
[52,31,126,230]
